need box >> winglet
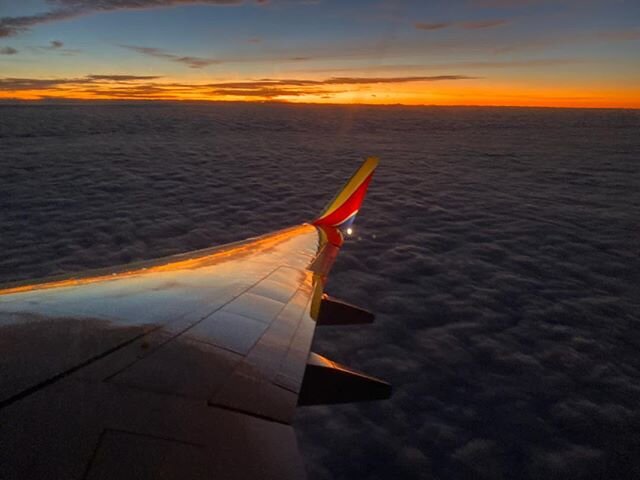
[313,157,378,230]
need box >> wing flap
[208,273,316,423]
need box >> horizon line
[1,97,638,111]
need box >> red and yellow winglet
[312,157,379,230]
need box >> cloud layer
[0,103,638,479]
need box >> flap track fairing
[316,294,374,326]
[298,352,392,406]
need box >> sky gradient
[1,0,639,107]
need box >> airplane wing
[0,157,390,480]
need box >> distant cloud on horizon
[0,73,476,101]
[86,74,163,81]
[0,75,162,90]
[0,46,18,55]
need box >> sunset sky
[0,0,639,107]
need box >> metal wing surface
[0,157,389,479]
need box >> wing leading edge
[0,157,389,480]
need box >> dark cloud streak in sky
[0,0,248,37]
[414,22,452,31]
[0,8,77,38]
[415,19,508,31]
[462,19,509,29]
[292,58,585,75]
[120,45,222,68]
